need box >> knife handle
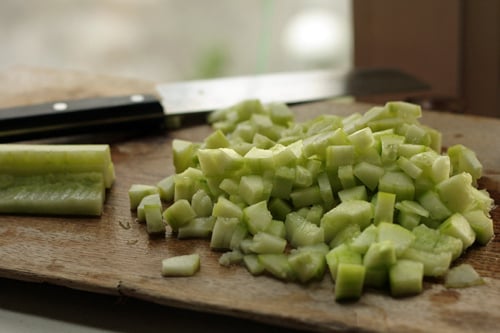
[0,94,165,142]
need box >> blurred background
[0,0,499,117]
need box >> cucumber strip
[0,172,104,216]
[0,144,114,188]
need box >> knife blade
[0,68,428,142]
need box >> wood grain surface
[0,66,499,333]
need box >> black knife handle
[0,94,166,142]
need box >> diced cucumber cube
[197,148,243,177]
[243,254,265,275]
[321,200,373,243]
[373,192,396,225]
[191,189,213,217]
[265,219,286,238]
[436,172,475,213]
[177,216,215,239]
[258,254,295,281]
[353,162,385,191]
[271,166,295,199]
[239,175,271,205]
[210,217,241,250]
[350,224,378,254]
[338,165,358,189]
[219,250,244,266]
[329,223,361,249]
[444,264,485,288]
[397,211,421,230]
[326,244,363,280]
[317,172,336,210]
[163,199,197,232]
[144,203,165,235]
[326,145,355,170]
[378,171,415,201]
[156,175,175,202]
[439,213,476,249]
[212,196,243,219]
[219,178,240,196]
[401,248,452,277]
[137,193,162,223]
[397,156,423,179]
[448,144,483,183]
[389,260,424,297]
[363,241,397,269]
[410,224,440,252]
[248,232,287,254]
[418,190,452,221]
[290,186,322,208]
[433,233,463,261]
[288,250,326,283]
[161,254,200,277]
[243,200,273,235]
[129,184,159,210]
[463,210,494,245]
[335,263,366,301]
[377,222,415,256]
[172,139,197,173]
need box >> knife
[0,68,428,142]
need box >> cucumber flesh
[0,172,104,216]
[137,100,495,302]
[161,254,200,276]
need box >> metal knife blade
[0,68,428,142]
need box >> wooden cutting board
[0,66,499,333]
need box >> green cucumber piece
[288,250,327,283]
[243,254,265,275]
[161,254,200,277]
[156,175,175,202]
[129,184,159,210]
[258,254,295,281]
[321,200,373,243]
[163,199,196,232]
[191,189,213,217]
[444,264,485,288]
[373,192,396,225]
[439,213,476,249]
[137,193,162,223]
[243,201,273,235]
[0,172,105,216]
[326,244,363,280]
[363,240,397,269]
[219,249,244,266]
[462,210,494,245]
[210,217,241,250]
[172,139,197,173]
[377,222,415,256]
[401,248,452,277]
[177,216,215,239]
[0,144,114,188]
[389,260,424,297]
[248,232,287,254]
[335,263,366,301]
[144,203,165,235]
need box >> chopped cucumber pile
[130,100,495,299]
[0,144,114,216]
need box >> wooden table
[0,66,499,332]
